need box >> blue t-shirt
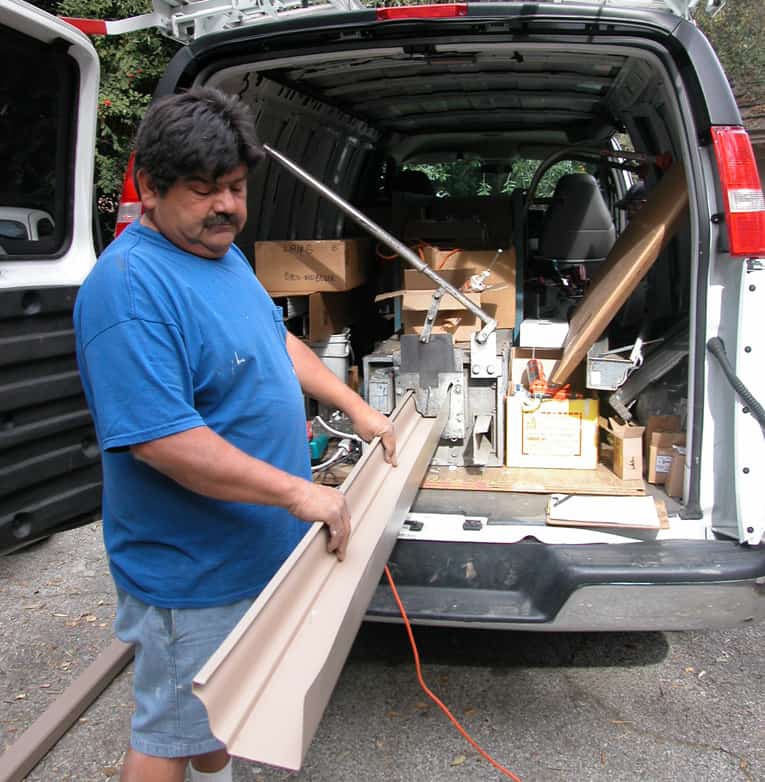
[74,222,310,608]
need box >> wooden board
[546,494,665,529]
[420,463,646,495]
[546,498,669,530]
[550,163,688,385]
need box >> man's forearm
[131,426,304,507]
[285,332,397,464]
[131,425,353,557]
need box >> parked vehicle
[0,1,102,554]
[2,0,764,630]
[0,207,55,243]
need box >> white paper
[547,494,661,529]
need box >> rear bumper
[367,539,765,631]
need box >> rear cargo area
[206,25,714,545]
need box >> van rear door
[0,1,101,553]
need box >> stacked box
[255,239,369,295]
[599,417,645,481]
[644,416,685,484]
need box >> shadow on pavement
[351,622,669,668]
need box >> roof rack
[154,0,365,43]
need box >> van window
[0,24,76,257]
[404,158,595,199]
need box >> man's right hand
[289,481,351,560]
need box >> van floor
[411,483,683,524]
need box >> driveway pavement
[1,524,763,782]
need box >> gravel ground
[1,523,763,782]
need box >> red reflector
[711,126,765,257]
[376,4,467,20]
[60,17,108,35]
[114,152,143,237]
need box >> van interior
[207,35,710,543]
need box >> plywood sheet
[421,463,646,495]
[547,494,661,528]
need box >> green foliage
[695,0,765,106]
[406,159,588,198]
[56,0,179,231]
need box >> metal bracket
[471,413,495,465]
[469,330,499,378]
[398,371,463,438]
[420,286,445,343]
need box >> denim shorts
[114,589,254,758]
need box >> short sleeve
[80,318,204,451]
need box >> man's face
[137,164,248,259]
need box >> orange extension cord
[383,565,523,782]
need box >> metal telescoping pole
[262,144,497,343]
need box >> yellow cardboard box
[506,395,599,469]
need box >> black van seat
[537,173,615,263]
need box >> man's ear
[135,169,160,211]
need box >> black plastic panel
[368,539,765,624]
[0,287,101,553]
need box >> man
[74,87,396,782]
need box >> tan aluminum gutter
[193,390,447,771]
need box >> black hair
[133,86,264,196]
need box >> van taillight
[376,3,467,20]
[711,126,765,257]
[115,152,142,237]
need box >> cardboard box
[506,395,599,469]
[307,290,359,344]
[419,246,517,329]
[403,220,487,246]
[420,247,497,269]
[599,416,645,481]
[255,239,368,295]
[403,268,475,290]
[644,416,685,484]
[376,288,483,342]
[401,313,481,342]
[518,319,569,349]
[643,415,682,454]
[665,444,686,498]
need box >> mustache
[203,213,238,228]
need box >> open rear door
[0,1,101,553]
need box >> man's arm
[131,426,352,559]
[286,333,397,466]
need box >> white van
[2,0,764,631]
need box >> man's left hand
[351,408,397,466]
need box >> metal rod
[262,144,497,342]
